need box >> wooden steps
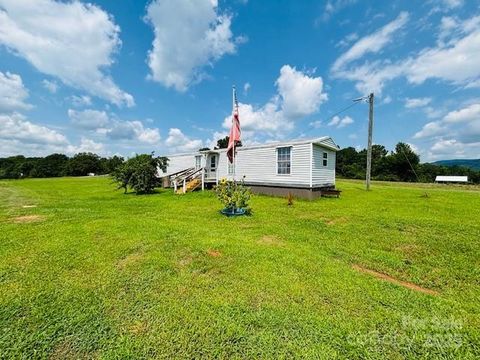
[176,178,201,194]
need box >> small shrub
[287,192,294,206]
[214,177,252,212]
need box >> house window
[277,147,291,175]
[323,152,328,167]
[228,162,234,175]
[210,155,216,170]
[195,155,202,169]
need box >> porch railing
[169,167,205,193]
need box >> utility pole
[366,92,374,191]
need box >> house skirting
[247,184,334,200]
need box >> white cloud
[405,97,432,109]
[383,95,392,104]
[68,109,110,130]
[438,16,458,44]
[276,65,328,118]
[67,137,105,155]
[405,23,480,87]
[442,0,463,9]
[413,121,446,139]
[319,0,358,23]
[0,71,31,112]
[70,95,92,107]
[165,128,203,152]
[107,120,161,145]
[431,138,462,153]
[67,107,161,145]
[42,79,58,94]
[0,108,156,157]
[332,14,480,94]
[336,32,359,48]
[243,82,251,94]
[224,100,290,135]
[0,0,134,107]
[443,102,480,123]
[309,120,322,129]
[0,112,67,145]
[145,0,241,91]
[415,102,480,141]
[332,12,409,72]
[328,115,354,128]
[414,102,480,160]
[426,138,480,160]
[221,65,328,140]
[206,130,228,149]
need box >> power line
[294,100,362,139]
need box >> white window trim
[227,161,234,175]
[276,146,292,176]
[195,155,202,170]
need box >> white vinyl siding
[162,137,338,188]
[319,137,337,149]
[312,144,335,186]
[217,143,312,187]
[163,154,196,176]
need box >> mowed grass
[0,177,479,359]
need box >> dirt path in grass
[352,264,439,296]
[12,215,45,223]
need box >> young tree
[112,153,168,194]
[389,142,420,182]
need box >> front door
[208,154,217,179]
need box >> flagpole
[232,85,236,181]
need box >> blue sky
[0,0,479,161]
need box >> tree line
[1,141,479,184]
[0,153,124,179]
[337,142,480,184]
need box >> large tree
[65,153,102,176]
[101,155,124,174]
[31,153,69,178]
[389,142,420,182]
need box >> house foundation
[247,184,334,200]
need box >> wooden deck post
[173,180,177,193]
[183,179,186,193]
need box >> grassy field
[0,177,479,359]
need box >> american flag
[227,86,241,164]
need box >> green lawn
[0,177,479,359]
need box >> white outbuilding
[435,175,468,183]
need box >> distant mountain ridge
[431,159,480,170]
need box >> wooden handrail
[170,167,204,185]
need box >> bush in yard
[112,153,168,194]
[214,178,252,212]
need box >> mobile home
[161,137,339,199]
